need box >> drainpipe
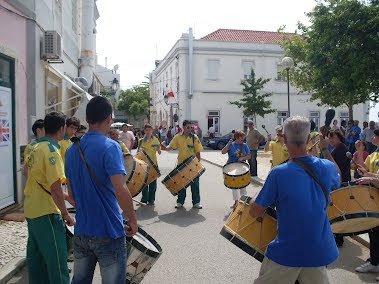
[186,27,193,120]
[79,0,95,89]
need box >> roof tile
[200,29,287,43]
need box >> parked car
[206,132,266,150]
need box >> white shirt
[209,126,215,134]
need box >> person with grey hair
[249,116,340,284]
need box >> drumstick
[132,198,146,206]
[261,125,269,135]
[346,152,357,167]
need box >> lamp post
[110,78,119,112]
[281,57,294,118]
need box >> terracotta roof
[200,29,287,43]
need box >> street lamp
[281,57,294,118]
[111,78,119,92]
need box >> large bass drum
[135,149,161,185]
[124,154,149,197]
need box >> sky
[96,0,316,89]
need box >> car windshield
[222,133,232,138]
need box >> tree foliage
[117,85,150,118]
[229,69,275,122]
[280,0,379,119]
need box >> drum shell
[125,225,162,284]
[161,156,205,195]
[124,155,150,197]
[222,162,251,189]
[327,182,379,236]
[220,195,277,262]
[135,150,161,185]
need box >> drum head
[223,162,250,176]
[66,208,76,237]
[126,226,162,258]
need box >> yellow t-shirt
[118,141,130,155]
[59,136,72,164]
[23,140,38,166]
[138,136,160,165]
[24,137,66,218]
[365,151,379,174]
[169,133,203,164]
[266,140,289,167]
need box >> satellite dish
[113,64,119,73]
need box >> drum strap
[72,137,116,197]
[291,159,328,206]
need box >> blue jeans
[71,235,126,284]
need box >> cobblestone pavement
[0,220,27,268]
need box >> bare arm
[51,180,75,226]
[264,136,272,152]
[196,152,201,161]
[249,201,265,218]
[221,139,233,155]
[319,137,342,182]
[110,174,137,236]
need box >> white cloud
[96,0,315,88]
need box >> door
[0,54,15,209]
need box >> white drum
[222,162,251,189]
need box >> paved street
[6,151,378,283]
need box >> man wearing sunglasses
[264,125,288,167]
[162,120,204,209]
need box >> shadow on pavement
[157,208,206,227]
[135,205,159,221]
[328,238,376,283]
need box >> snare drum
[220,195,277,262]
[162,155,205,196]
[135,150,161,185]
[222,162,251,189]
[327,182,379,236]
[124,154,150,197]
[126,226,163,283]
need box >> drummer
[221,130,251,208]
[137,124,161,205]
[162,120,204,209]
[264,125,288,167]
[110,128,130,156]
[354,130,379,279]
[59,116,80,164]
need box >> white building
[0,0,100,211]
[150,28,369,137]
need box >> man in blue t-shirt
[222,130,251,208]
[65,96,137,283]
[346,120,361,153]
[250,116,340,284]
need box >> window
[207,60,219,80]
[275,64,287,81]
[208,110,220,133]
[340,111,349,124]
[71,0,77,33]
[277,111,288,125]
[243,116,255,133]
[67,90,81,116]
[309,111,320,131]
[242,61,254,80]
[46,82,60,113]
[0,57,11,88]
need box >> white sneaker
[175,203,183,209]
[193,203,203,209]
[355,262,379,273]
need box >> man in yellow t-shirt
[59,116,80,164]
[163,120,204,209]
[264,125,289,167]
[138,124,161,204]
[110,128,130,155]
[24,112,75,284]
[23,119,45,177]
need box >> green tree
[229,69,275,124]
[117,85,150,118]
[280,0,379,119]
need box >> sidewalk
[201,149,370,249]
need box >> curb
[202,157,369,249]
[0,255,26,284]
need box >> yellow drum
[124,154,149,197]
[220,195,277,262]
[222,162,251,189]
[135,150,161,185]
[327,182,379,236]
[162,156,205,196]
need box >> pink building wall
[0,0,28,145]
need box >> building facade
[150,28,369,137]
[0,0,100,210]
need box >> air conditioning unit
[41,31,62,60]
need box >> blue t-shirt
[65,131,126,238]
[346,126,361,143]
[255,155,340,267]
[227,142,250,163]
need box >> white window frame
[340,111,349,124]
[207,60,219,80]
[275,64,287,82]
[277,111,288,125]
[242,61,254,80]
[309,111,320,131]
[208,110,220,133]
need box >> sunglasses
[277,134,284,137]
